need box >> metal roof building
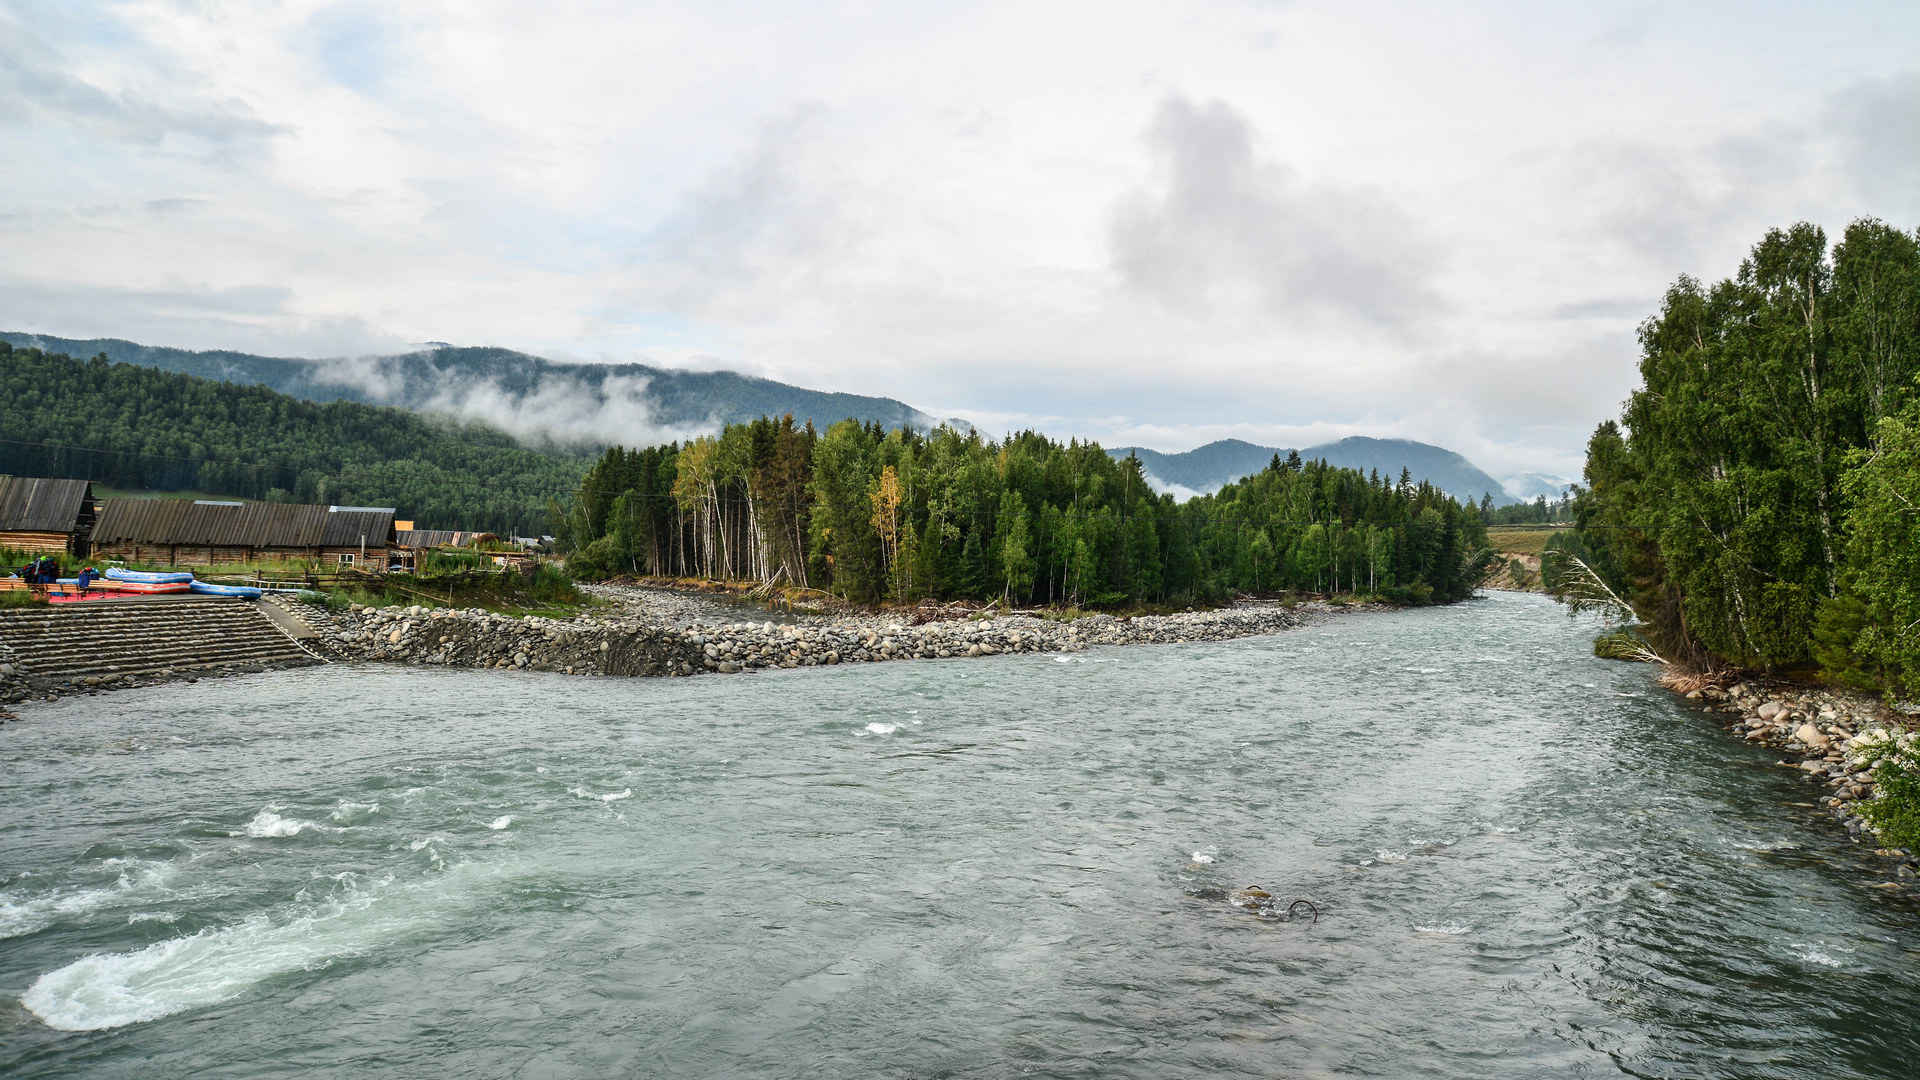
[91,499,396,566]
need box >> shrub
[1851,730,1920,851]
[563,536,621,582]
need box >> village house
[394,528,500,550]
[390,527,524,571]
[90,499,397,567]
[0,476,96,556]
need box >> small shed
[0,476,96,556]
[390,529,502,571]
[395,529,499,549]
[91,499,396,567]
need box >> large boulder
[1795,722,1830,751]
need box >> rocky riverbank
[308,591,1321,676]
[1685,678,1920,888]
[0,588,1334,717]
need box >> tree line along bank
[559,417,1494,609]
[1553,217,1920,700]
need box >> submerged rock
[1228,885,1273,908]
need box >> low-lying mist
[306,355,716,449]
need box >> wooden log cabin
[0,476,96,555]
[90,499,397,568]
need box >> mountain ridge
[1110,435,1516,505]
[0,332,942,443]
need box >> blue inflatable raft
[104,568,195,584]
[189,580,263,599]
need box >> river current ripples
[4,591,1919,1078]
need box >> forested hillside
[0,333,942,439]
[564,418,1493,607]
[0,343,589,533]
[1555,218,1920,695]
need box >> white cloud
[1110,95,1440,332]
[2,0,1916,480]
[1140,472,1207,503]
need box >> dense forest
[562,418,1493,607]
[0,343,589,533]
[1554,218,1920,696]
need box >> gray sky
[3,0,1916,478]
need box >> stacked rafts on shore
[102,568,263,598]
[0,567,267,602]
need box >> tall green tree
[1562,218,1920,685]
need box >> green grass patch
[1487,528,1558,556]
[327,563,589,615]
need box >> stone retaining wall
[314,602,1315,677]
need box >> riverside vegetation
[559,419,1493,609]
[1550,217,1920,848]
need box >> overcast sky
[3,1,1916,478]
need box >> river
[3,591,1918,1078]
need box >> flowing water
[4,591,1919,1078]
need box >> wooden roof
[0,476,92,533]
[395,529,498,549]
[93,499,395,548]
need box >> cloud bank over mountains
[309,357,711,450]
[2,1,1916,479]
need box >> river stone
[1795,723,1830,750]
[1228,886,1274,911]
[1758,701,1785,720]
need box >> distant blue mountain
[1109,436,1516,505]
[1500,472,1575,502]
